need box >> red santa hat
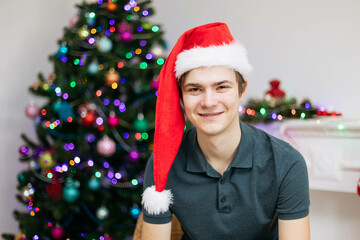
[142,22,252,215]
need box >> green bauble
[133,117,149,132]
[63,186,80,202]
[38,152,54,169]
[18,173,26,183]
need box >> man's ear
[240,79,248,102]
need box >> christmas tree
[2,0,166,239]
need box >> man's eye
[189,88,200,92]
[218,85,229,89]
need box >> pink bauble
[51,226,65,239]
[69,15,80,29]
[103,237,114,240]
[150,78,159,90]
[97,137,116,156]
[25,103,40,118]
[107,115,119,128]
[120,31,133,43]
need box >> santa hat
[142,22,252,215]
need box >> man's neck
[196,122,242,175]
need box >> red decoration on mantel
[357,178,360,197]
[265,79,286,99]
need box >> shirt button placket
[218,177,226,209]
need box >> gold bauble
[106,2,118,12]
[105,68,120,86]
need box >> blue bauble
[63,186,80,202]
[88,62,99,75]
[98,38,113,53]
[59,102,74,120]
[88,178,101,191]
[130,206,141,219]
[87,18,96,26]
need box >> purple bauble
[19,146,30,156]
[51,226,65,239]
[97,137,116,156]
[120,31,133,43]
[25,103,39,118]
[129,150,140,162]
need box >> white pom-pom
[142,186,173,215]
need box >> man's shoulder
[243,122,303,162]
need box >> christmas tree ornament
[106,2,118,12]
[51,225,65,239]
[81,111,97,127]
[79,102,98,127]
[103,236,114,240]
[96,206,109,220]
[88,177,101,191]
[265,79,285,104]
[21,183,35,201]
[105,68,120,86]
[96,136,116,156]
[87,15,96,27]
[45,171,63,200]
[98,37,113,53]
[133,113,149,132]
[32,80,41,90]
[130,205,141,219]
[19,146,30,156]
[38,151,55,170]
[48,72,56,84]
[119,31,133,43]
[150,43,165,58]
[18,173,26,183]
[53,101,74,120]
[88,61,99,75]
[14,232,27,240]
[78,26,90,39]
[133,80,142,94]
[150,77,159,90]
[107,112,119,128]
[129,150,140,162]
[25,102,40,119]
[63,183,80,203]
[69,15,80,29]
[28,160,37,170]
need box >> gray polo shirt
[143,121,310,240]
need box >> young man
[141,23,310,240]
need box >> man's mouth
[198,112,223,117]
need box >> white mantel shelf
[255,118,360,194]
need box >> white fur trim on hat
[175,41,252,79]
[141,185,174,215]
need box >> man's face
[181,66,247,137]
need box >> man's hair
[178,68,247,100]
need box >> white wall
[1,0,359,239]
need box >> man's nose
[200,90,218,108]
